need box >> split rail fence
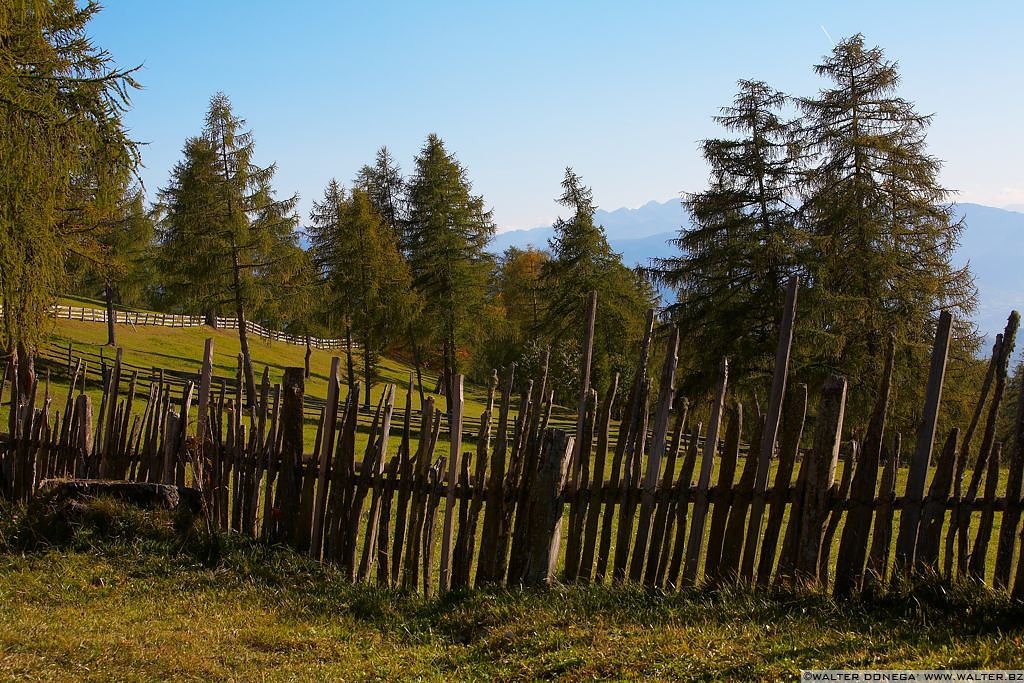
[51,304,348,350]
[4,280,1024,599]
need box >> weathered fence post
[894,309,952,576]
[310,357,341,560]
[996,346,1024,589]
[629,325,679,583]
[682,357,729,586]
[794,374,846,586]
[278,368,305,547]
[440,374,464,592]
[742,275,798,578]
[833,336,894,597]
[524,429,574,587]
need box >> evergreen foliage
[0,0,138,388]
[539,169,653,400]
[404,134,496,398]
[308,181,414,406]
[653,35,978,428]
[651,81,799,394]
[796,34,977,423]
[155,93,308,405]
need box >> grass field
[1,500,1022,681]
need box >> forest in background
[2,1,1020,450]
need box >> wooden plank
[310,357,342,559]
[613,379,650,582]
[720,414,763,583]
[664,423,702,588]
[703,404,742,584]
[794,374,847,586]
[968,444,1001,582]
[629,326,680,583]
[579,374,619,583]
[508,354,550,585]
[402,397,436,592]
[995,357,1024,589]
[421,455,445,597]
[596,374,634,583]
[391,377,415,586]
[682,357,729,587]
[278,368,305,546]
[644,398,688,587]
[833,336,894,597]
[863,436,899,595]
[377,455,400,587]
[564,389,596,581]
[455,407,491,589]
[818,439,856,585]
[894,309,953,574]
[524,429,574,587]
[741,275,798,576]
[914,428,959,573]
[756,384,807,587]
[495,384,533,585]
[476,364,515,586]
[440,374,464,592]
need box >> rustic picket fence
[51,304,348,350]
[4,282,1024,599]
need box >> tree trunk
[232,246,258,409]
[104,285,116,347]
[408,324,426,407]
[205,310,218,329]
[345,325,356,391]
[362,343,372,411]
[304,335,312,379]
[15,340,34,397]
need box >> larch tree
[650,80,800,394]
[405,135,496,403]
[355,147,406,249]
[308,181,413,408]
[156,93,306,406]
[65,182,154,346]
[796,34,976,421]
[0,0,138,392]
[539,168,653,400]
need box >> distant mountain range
[491,199,1022,343]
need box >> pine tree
[0,0,138,391]
[650,80,799,393]
[355,147,406,249]
[65,182,154,346]
[539,168,652,398]
[156,93,306,406]
[797,35,976,419]
[405,134,496,401]
[308,181,414,408]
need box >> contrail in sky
[820,25,835,45]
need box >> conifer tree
[405,135,496,401]
[308,181,414,408]
[797,35,976,417]
[540,168,652,398]
[65,183,154,346]
[156,93,306,405]
[355,147,406,249]
[0,0,138,391]
[650,81,799,393]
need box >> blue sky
[90,0,1024,231]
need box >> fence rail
[51,304,349,350]
[3,285,1022,600]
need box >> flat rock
[36,479,204,515]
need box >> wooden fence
[51,304,348,350]
[4,282,1023,599]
